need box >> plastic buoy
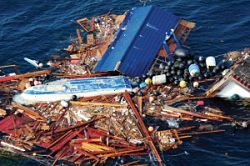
[179,80,187,88]
[60,100,69,108]
[47,61,53,66]
[71,95,78,101]
[230,94,240,101]
[174,80,179,85]
[145,78,152,85]
[139,82,147,89]
[196,100,204,106]
[174,48,188,58]
[38,63,44,68]
[147,71,153,78]
[193,81,199,88]
[188,64,200,77]
[198,56,205,62]
[159,63,165,69]
[148,126,154,132]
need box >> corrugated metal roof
[95,6,180,77]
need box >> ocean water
[0,0,250,165]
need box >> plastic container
[193,81,199,88]
[139,82,147,89]
[152,74,166,85]
[179,80,187,88]
[145,78,152,85]
[174,48,188,58]
[188,64,200,77]
[60,100,69,108]
[206,56,216,69]
[196,100,204,106]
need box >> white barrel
[206,56,216,69]
[152,74,166,85]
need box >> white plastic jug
[152,74,166,85]
[206,56,216,69]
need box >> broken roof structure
[94,6,182,77]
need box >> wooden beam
[0,70,51,83]
[76,29,83,45]
[205,71,232,97]
[138,96,143,115]
[70,101,127,108]
[123,91,163,166]
[162,105,223,121]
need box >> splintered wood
[0,7,248,166]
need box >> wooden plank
[162,106,223,121]
[76,17,90,32]
[179,19,196,29]
[15,70,51,79]
[87,34,94,45]
[179,130,225,136]
[49,116,104,135]
[123,91,163,166]
[0,70,51,83]
[205,71,232,97]
[0,64,17,69]
[98,147,145,158]
[47,130,72,149]
[11,102,46,121]
[76,149,100,161]
[0,108,7,117]
[138,96,143,115]
[76,29,83,45]
[70,101,127,108]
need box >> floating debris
[0,5,249,166]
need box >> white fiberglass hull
[14,76,132,104]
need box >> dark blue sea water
[0,0,250,165]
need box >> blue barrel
[188,64,200,77]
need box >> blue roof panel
[95,6,180,77]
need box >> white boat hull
[14,76,132,104]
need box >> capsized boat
[14,76,132,104]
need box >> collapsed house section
[94,5,195,77]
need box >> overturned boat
[14,76,132,104]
